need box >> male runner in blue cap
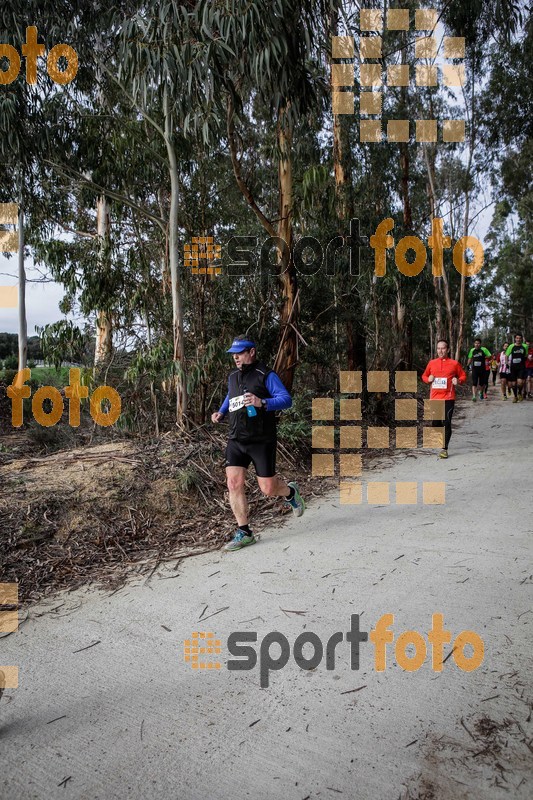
[211,335,305,551]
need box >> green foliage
[29,367,70,389]
[277,387,312,450]
[36,321,92,371]
[3,354,18,370]
[1,369,17,385]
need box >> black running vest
[509,345,526,368]
[227,360,277,442]
[471,348,484,368]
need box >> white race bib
[513,357,521,363]
[229,395,245,412]
[433,377,447,389]
[473,360,482,366]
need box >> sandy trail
[1,387,532,800]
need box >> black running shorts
[225,438,277,477]
[471,367,485,385]
[509,367,526,382]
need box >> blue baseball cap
[227,338,256,353]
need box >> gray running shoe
[285,481,305,517]
[224,529,256,552]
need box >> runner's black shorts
[471,367,486,385]
[225,438,277,477]
[509,367,526,382]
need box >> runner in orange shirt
[421,339,467,458]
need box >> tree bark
[400,144,412,230]
[94,195,113,366]
[423,143,455,347]
[331,8,366,373]
[455,65,476,361]
[164,86,187,423]
[226,94,298,389]
[396,88,413,369]
[273,106,298,391]
[17,204,27,372]
[392,275,412,369]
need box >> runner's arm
[456,363,468,384]
[421,363,433,383]
[218,393,230,416]
[264,372,293,411]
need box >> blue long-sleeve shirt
[218,370,292,416]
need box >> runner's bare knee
[258,477,277,496]
[227,472,245,492]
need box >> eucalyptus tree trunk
[425,137,454,349]
[145,309,159,437]
[273,107,299,392]
[226,91,298,390]
[424,144,444,346]
[17,204,27,372]
[164,86,187,424]
[94,194,113,366]
[455,65,476,362]
[395,78,413,369]
[330,6,366,374]
[94,37,113,368]
[455,191,470,361]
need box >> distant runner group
[466,334,532,403]
[422,333,532,460]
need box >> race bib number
[229,395,245,412]
[433,377,447,389]
[512,357,521,363]
[473,360,482,366]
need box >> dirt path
[1,386,532,800]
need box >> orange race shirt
[421,357,468,400]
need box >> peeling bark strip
[226,95,299,391]
[274,106,299,392]
[94,195,112,366]
[164,86,187,423]
[18,203,27,373]
[330,5,366,374]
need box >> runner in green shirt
[467,339,491,401]
[505,334,527,402]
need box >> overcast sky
[0,254,85,336]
